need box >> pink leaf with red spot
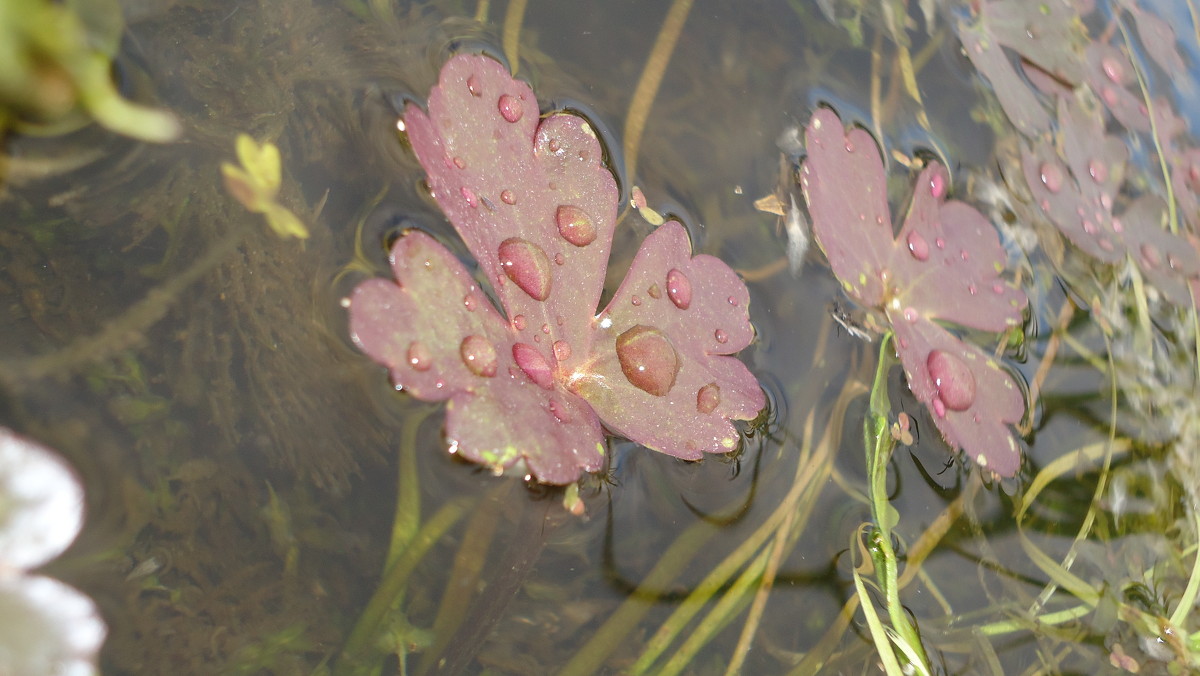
[800,108,1028,476]
[347,54,764,484]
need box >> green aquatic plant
[347,54,765,484]
[0,0,178,142]
[799,108,1028,476]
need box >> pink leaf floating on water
[347,54,764,484]
[955,0,1085,137]
[800,108,1028,476]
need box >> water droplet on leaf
[697,383,721,414]
[666,269,692,309]
[408,342,432,371]
[460,335,498,377]
[927,349,976,412]
[513,343,554,389]
[460,186,478,207]
[553,340,572,362]
[647,284,662,299]
[906,231,930,261]
[555,205,598,246]
[498,94,523,122]
[1039,163,1063,192]
[930,172,946,198]
[467,74,482,96]
[500,189,516,204]
[714,329,729,344]
[498,237,553,301]
[616,325,680,397]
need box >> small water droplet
[513,343,554,389]
[1101,56,1123,83]
[407,342,432,371]
[1039,163,1063,193]
[932,398,947,418]
[727,296,738,306]
[498,238,553,301]
[1089,159,1108,184]
[541,324,551,334]
[554,252,565,265]
[1082,219,1097,235]
[498,94,523,122]
[696,383,721,414]
[463,293,476,311]
[616,325,679,397]
[1141,243,1162,268]
[968,283,978,295]
[631,295,642,306]
[460,186,478,207]
[906,231,930,261]
[555,205,598,246]
[666,269,692,309]
[1111,216,1122,232]
[959,249,969,261]
[460,335,498,377]
[714,329,729,344]
[992,282,1005,294]
[553,340,572,363]
[500,189,516,205]
[844,139,855,152]
[647,284,662,299]
[549,398,571,423]
[1101,193,1113,211]
[930,172,946,198]
[513,314,527,331]
[467,74,482,96]
[927,349,976,412]
[902,307,918,322]
[935,237,945,249]
[452,156,466,169]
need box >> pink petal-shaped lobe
[800,108,892,306]
[892,317,1025,477]
[573,221,764,459]
[349,232,603,483]
[801,109,1027,476]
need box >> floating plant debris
[800,108,1028,476]
[347,54,764,484]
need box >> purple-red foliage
[347,55,764,484]
[800,109,1028,477]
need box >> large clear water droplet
[460,335,497,377]
[555,205,597,246]
[906,231,930,261]
[498,238,553,301]
[666,269,692,309]
[498,94,523,122]
[616,325,679,397]
[927,349,976,412]
[697,383,721,414]
[513,343,554,389]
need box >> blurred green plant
[221,134,310,240]
[0,0,179,142]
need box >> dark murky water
[2,1,1198,674]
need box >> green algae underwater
[1,0,1199,674]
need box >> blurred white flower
[0,428,104,676]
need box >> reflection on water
[1,0,1198,673]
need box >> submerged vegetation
[0,0,1198,674]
